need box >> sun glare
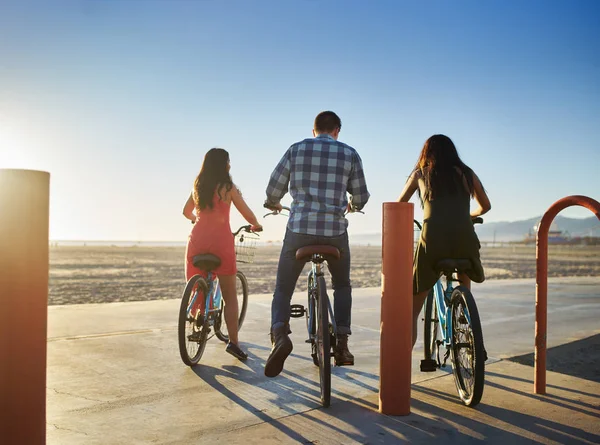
[0,126,34,170]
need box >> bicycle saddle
[296,245,340,263]
[192,254,221,271]
[435,258,472,275]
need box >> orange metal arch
[535,195,600,394]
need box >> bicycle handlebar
[414,217,483,231]
[263,203,291,218]
[232,224,262,236]
[263,203,364,217]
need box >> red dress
[185,193,237,280]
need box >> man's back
[266,134,369,237]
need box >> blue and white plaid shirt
[266,134,370,237]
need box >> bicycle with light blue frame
[178,224,258,366]
[416,217,486,407]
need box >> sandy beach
[48,244,600,305]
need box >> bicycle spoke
[453,301,476,398]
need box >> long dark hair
[415,134,475,203]
[193,148,233,210]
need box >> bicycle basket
[235,231,259,263]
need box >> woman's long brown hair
[193,148,233,210]
[415,134,475,204]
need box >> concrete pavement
[47,277,600,444]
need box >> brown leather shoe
[264,324,293,377]
[334,334,354,366]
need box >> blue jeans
[271,229,352,335]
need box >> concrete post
[380,202,413,415]
[0,169,50,444]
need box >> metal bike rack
[535,195,600,394]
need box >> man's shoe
[333,334,354,366]
[226,341,248,361]
[264,324,293,378]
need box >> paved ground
[47,277,600,444]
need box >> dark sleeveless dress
[413,183,485,294]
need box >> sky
[1,0,599,242]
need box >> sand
[47,244,600,306]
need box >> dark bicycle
[264,205,360,407]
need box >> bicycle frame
[187,272,222,326]
[307,257,337,341]
[433,274,474,351]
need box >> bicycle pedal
[290,304,305,318]
[420,359,438,372]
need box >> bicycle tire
[178,275,210,366]
[306,271,319,366]
[423,289,439,361]
[450,286,485,407]
[215,271,249,343]
[316,275,331,407]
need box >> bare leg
[413,290,430,348]
[457,273,471,290]
[219,274,239,345]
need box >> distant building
[523,222,570,244]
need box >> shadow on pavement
[506,334,600,383]
[412,385,600,444]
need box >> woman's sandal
[226,341,248,361]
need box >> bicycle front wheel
[215,271,249,343]
[450,286,485,407]
[316,275,331,407]
[423,289,439,361]
[178,275,210,366]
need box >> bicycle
[178,225,259,366]
[263,204,361,407]
[416,217,486,407]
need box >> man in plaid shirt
[264,111,370,378]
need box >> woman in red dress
[182,148,262,361]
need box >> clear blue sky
[1,0,599,242]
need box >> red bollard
[380,202,414,415]
[535,195,600,394]
[0,169,50,444]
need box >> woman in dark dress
[398,134,492,347]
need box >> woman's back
[412,167,486,293]
[420,175,478,259]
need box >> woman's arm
[182,192,196,222]
[231,186,263,230]
[397,171,419,202]
[470,173,491,218]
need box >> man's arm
[265,148,291,207]
[347,151,370,211]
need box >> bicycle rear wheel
[306,271,319,367]
[316,275,331,407]
[423,289,439,361]
[215,271,249,343]
[178,275,210,366]
[450,286,485,407]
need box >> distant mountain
[474,215,600,242]
[350,215,600,245]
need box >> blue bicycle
[178,225,258,366]
[416,218,485,407]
